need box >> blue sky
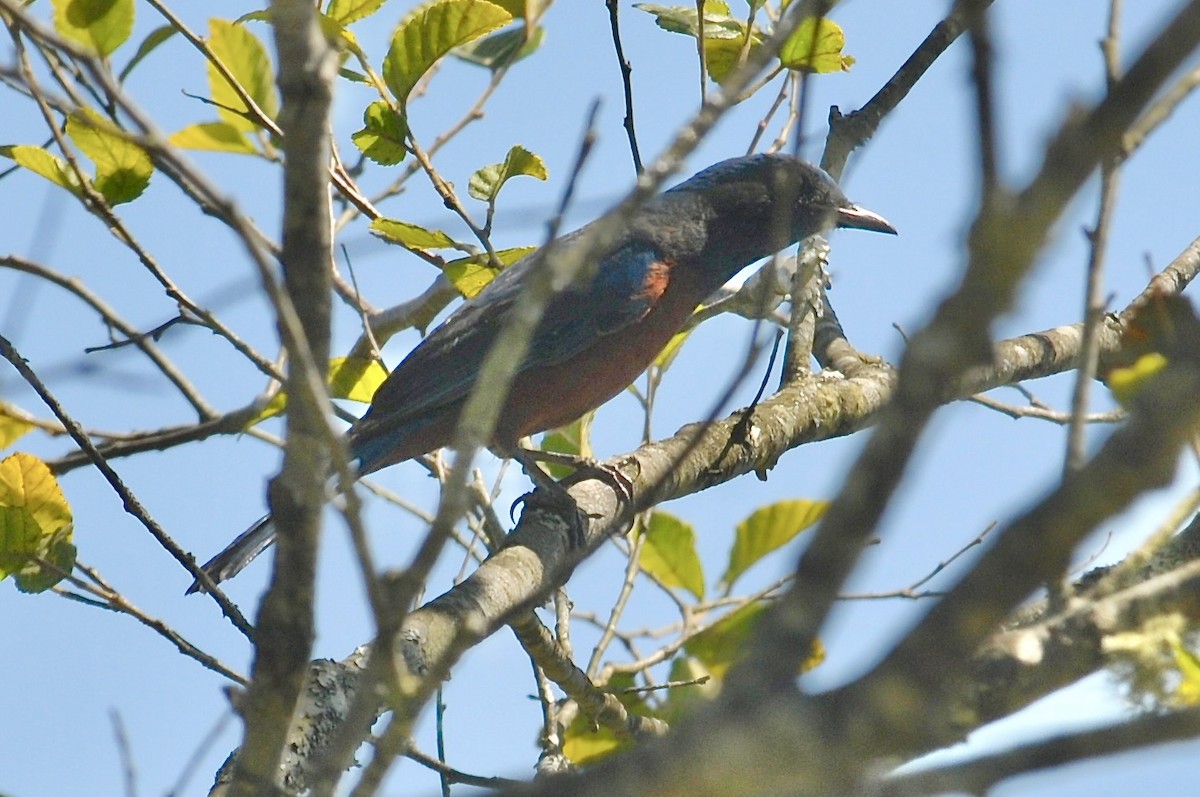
[4,1,1200,794]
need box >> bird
[190,154,896,591]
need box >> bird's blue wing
[352,238,667,438]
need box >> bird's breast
[498,261,713,441]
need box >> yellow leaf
[1107,352,1168,408]
[442,246,535,297]
[778,17,855,74]
[721,499,827,590]
[0,453,76,592]
[329,357,389,403]
[0,404,37,450]
[653,329,691,372]
[168,122,257,154]
[1,145,85,196]
[370,217,459,251]
[1172,642,1200,706]
[245,357,389,428]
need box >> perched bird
[191,154,895,590]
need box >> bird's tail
[186,514,276,594]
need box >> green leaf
[683,601,766,680]
[383,0,513,105]
[661,655,718,720]
[562,716,624,765]
[562,672,645,765]
[722,499,827,590]
[0,145,84,196]
[633,2,744,39]
[370,217,461,251]
[350,101,409,165]
[0,453,76,593]
[778,17,855,74]
[683,602,822,680]
[487,0,532,16]
[207,18,278,130]
[0,404,36,450]
[540,411,594,479]
[326,0,388,25]
[118,24,177,82]
[168,122,256,154]
[454,24,544,70]
[66,110,152,204]
[639,511,705,600]
[467,145,547,202]
[442,245,535,297]
[51,0,135,57]
[339,67,371,84]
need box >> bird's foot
[509,448,588,549]
[517,446,635,504]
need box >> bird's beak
[836,204,897,235]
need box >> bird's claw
[509,486,588,550]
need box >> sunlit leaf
[0,453,75,593]
[562,718,624,765]
[66,110,152,204]
[246,357,389,427]
[0,404,36,450]
[383,0,513,105]
[683,601,766,680]
[118,24,177,82]
[168,122,256,153]
[370,217,461,252]
[207,18,278,130]
[704,35,760,84]
[661,655,718,720]
[326,0,388,25]
[540,411,593,479]
[454,24,544,70]
[51,0,134,57]
[0,145,84,196]
[778,17,855,74]
[633,2,744,39]
[683,601,823,680]
[329,357,389,403]
[1104,295,1200,408]
[487,0,531,16]
[1173,642,1200,706]
[1107,352,1169,408]
[468,145,548,202]
[653,330,691,372]
[639,511,705,600]
[351,101,409,165]
[562,672,645,765]
[246,390,287,428]
[442,246,535,297]
[721,499,827,590]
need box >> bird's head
[664,154,895,268]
